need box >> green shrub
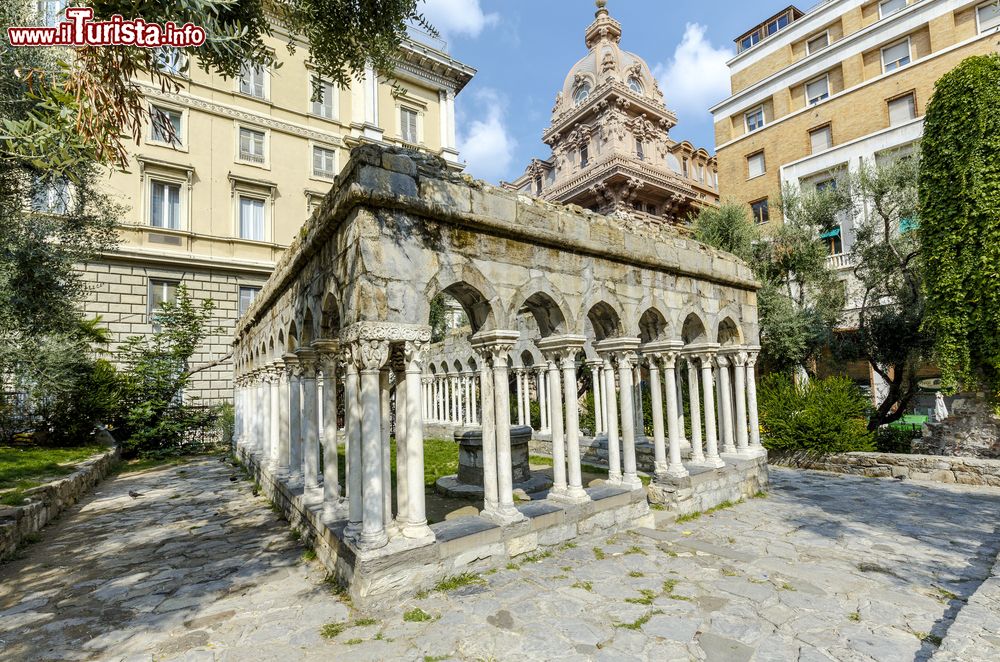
[758,374,874,453]
[874,426,920,454]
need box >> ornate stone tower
[506,0,719,226]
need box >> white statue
[934,391,949,422]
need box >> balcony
[826,253,854,269]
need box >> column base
[357,529,389,551]
[550,487,590,504]
[482,505,527,526]
[744,446,767,458]
[693,457,726,469]
[606,471,623,486]
[663,465,690,480]
[322,500,348,522]
[400,520,435,541]
[344,521,362,540]
[621,474,644,491]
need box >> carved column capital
[402,338,427,372]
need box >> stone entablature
[230,143,762,600]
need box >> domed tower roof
[553,0,665,120]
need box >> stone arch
[439,361,449,374]
[637,307,669,344]
[467,357,478,372]
[300,308,316,347]
[509,277,573,337]
[286,322,299,353]
[320,292,342,340]
[717,316,744,347]
[452,359,464,373]
[520,349,536,368]
[426,264,504,333]
[586,301,624,342]
[429,364,438,375]
[681,312,709,345]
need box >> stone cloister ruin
[232,145,767,602]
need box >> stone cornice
[545,82,675,143]
[544,153,696,202]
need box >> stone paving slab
[2,460,1000,661]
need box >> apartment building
[713,0,999,245]
[29,5,475,403]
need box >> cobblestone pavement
[2,459,1000,662]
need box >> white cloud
[456,88,517,184]
[421,0,499,40]
[653,23,733,115]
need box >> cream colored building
[711,0,1000,402]
[77,24,474,403]
[505,1,719,226]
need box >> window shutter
[748,153,765,178]
[888,95,915,125]
[810,126,832,153]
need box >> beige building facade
[711,0,1000,406]
[506,1,719,227]
[76,19,474,403]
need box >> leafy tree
[692,196,845,377]
[836,156,931,429]
[919,54,1000,395]
[3,0,436,173]
[114,286,220,457]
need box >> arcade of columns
[232,144,762,558]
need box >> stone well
[436,426,553,498]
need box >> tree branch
[184,352,232,378]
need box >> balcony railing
[239,151,265,164]
[826,253,854,269]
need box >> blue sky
[420,0,794,183]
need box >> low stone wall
[647,455,770,516]
[770,450,1000,487]
[0,444,120,559]
[236,445,653,608]
[914,394,1000,458]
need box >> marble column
[732,351,750,454]
[662,352,688,478]
[601,356,621,483]
[298,349,320,490]
[473,331,525,525]
[617,349,642,490]
[316,343,341,517]
[471,374,480,425]
[379,368,393,531]
[560,345,588,502]
[402,339,433,539]
[278,362,292,472]
[357,340,390,551]
[699,352,725,468]
[588,359,603,436]
[344,352,363,538]
[393,359,409,529]
[675,362,687,443]
[544,356,566,495]
[475,353,499,513]
[685,358,705,463]
[515,368,525,426]
[746,350,763,452]
[464,374,473,425]
[633,364,644,437]
[717,355,736,454]
[647,354,667,477]
[536,368,549,433]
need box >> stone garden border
[0,444,120,560]
[769,451,1000,487]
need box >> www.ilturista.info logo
[7,6,206,47]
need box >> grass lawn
[333,438,459,488]
[0,444,108,506]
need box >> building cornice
[544,81,676,143]
[97,243,279,275]
[544,153,697,202]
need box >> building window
[312,145,337,179]
[574,82,591,105]
[806,75,830,105]
[882,39,911,73]
[806,32,829,54]
[821,225,843,255]
[977,1,1000,33]
[580,145,589,168]
[745,106,765,133]
[238,195,265,241]
[627,77,643,95]
[238,285,261,317]
[238,127,266,164]
[815,178,837,193]
[150,105,182,146]
[765,13,791,36]
[149,180,181,229]
[750,198,769,224]
[747,151,765,179]
[400,107,418,143]
[310,78,337,119]
[238,62,267,99]
[879,0,907,19]
[31,176,70,214]
[534,176,542,195]
[809,125,833,153]
[636,139,645,160]
[739,32,761,52]
[148,279,179,329]
[888,93,916,125]
[37,0,65,27]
